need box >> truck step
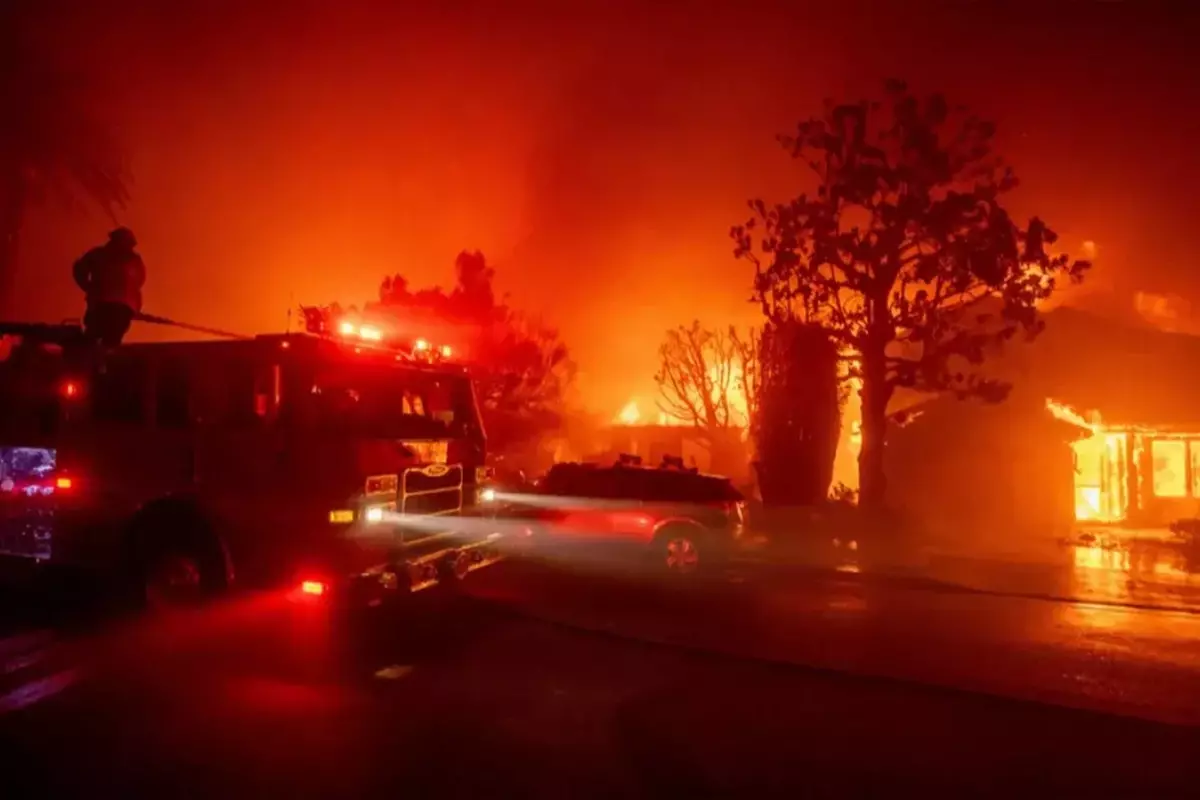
[404,534,504,593]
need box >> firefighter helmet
[108,227,137,249]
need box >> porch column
[1124,433,1139,525]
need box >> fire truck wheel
[127,507,227,610]
[651,525,707,577]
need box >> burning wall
[1046,398,1200,526]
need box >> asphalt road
[2,554,1200,797]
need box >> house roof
[991,306,1200,427]
[891,393,1088,442]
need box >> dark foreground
[2,557,1200,797]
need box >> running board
[404,533,505,593]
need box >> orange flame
[616,400,642,425]
[614,399,691,427]
[1045,398,1101,432]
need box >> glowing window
[1151,439,1188,498]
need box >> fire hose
[133,312,249,340]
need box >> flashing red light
[62,381,80,399]
[414,338,430,352]
[440,344,453,358]
[300,580,327,596]
[54,476,73,491]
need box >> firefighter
[73,227,146,347]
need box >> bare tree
[655,321,756,474]
[733,326,760,440]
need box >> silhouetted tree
[654,321,757,475]
[0,23,131,309]
[366,251,573,456]
[732,80,1089,509]
[753,320,845,506]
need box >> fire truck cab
[0,321,498,607]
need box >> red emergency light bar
[297,306,458,364]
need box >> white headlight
[480,488,497,503]
[364,506,385,523]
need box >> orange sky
[11,2,1200,413]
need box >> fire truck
[0,312,501,608]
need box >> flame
[711,363,749,428]
[614,399,694,427]
[830,366,862,491]
[1046,398,1129,522]
[1045,398,1100,433]
[615,359,750,430]
[616,400,642,425]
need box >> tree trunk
[857,352,891,510]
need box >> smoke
[514,34,689,309]
[1134,291,1196,334]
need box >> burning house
[886,306,1200,537]
[604,400,728,473]
[602,423,713,471]
[1030,307,1200,528]
[571,400,749,480]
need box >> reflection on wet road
[1070,538,1200,608]
[4,539,1200,725]
[464,552,1200,726]
[2,552,1200,794]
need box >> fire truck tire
[126,503,228,609]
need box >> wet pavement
[917,541,1200,612]
[470,554,1200,725]
[752,531,1200,613]
[2,552,1200,796]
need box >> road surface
[2,555,1200,796]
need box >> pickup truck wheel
[652,527,705,576]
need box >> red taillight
[300,580,327,596]
[62,380,81,399]
[54,476,73,491]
